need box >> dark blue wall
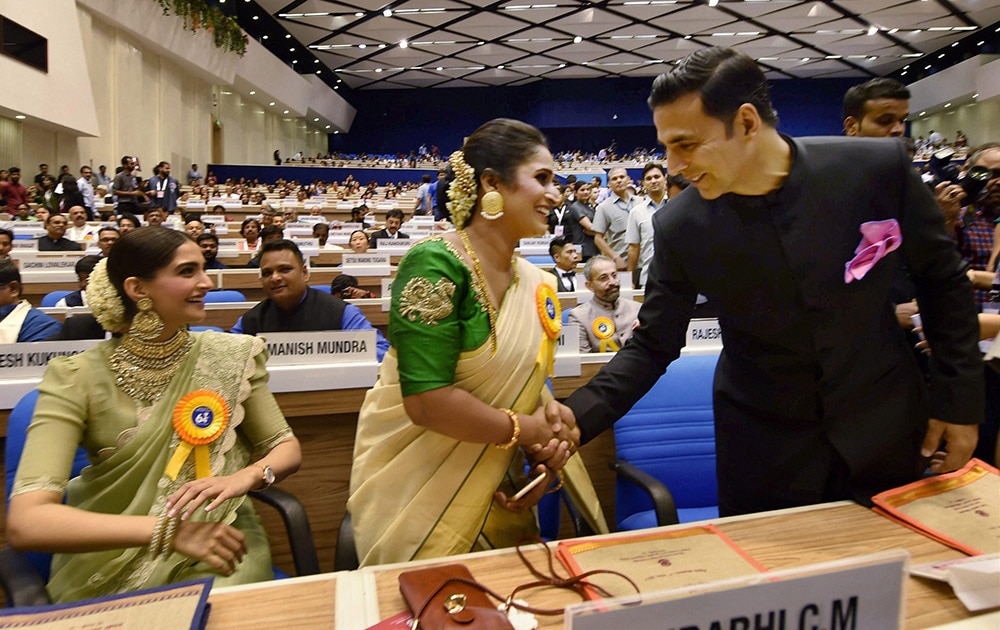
[331,76,859,156]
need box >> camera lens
[959,165,993,201]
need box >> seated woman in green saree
[7,227,302,603]
[348,119,607,567]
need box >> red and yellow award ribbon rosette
[165,390,229,480]
[535,284,562,376]
[592,316,620,352]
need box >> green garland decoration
[154,0,248,57]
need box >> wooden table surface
[206,502,989,629]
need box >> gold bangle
[149,513,168,557]
[546,470,565,494]
[160,515,180,556]
[494,408,520,450]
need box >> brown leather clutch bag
[398,564,514,630]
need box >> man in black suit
[548,235,579,292]
[561,47,983,517]
[37,214,83,251]
[369,209,409,249]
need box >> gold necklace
[109,328,194,403]
[457,229,517,356]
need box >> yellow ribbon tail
[599,338,621,353]
[536,338,557,378]
[194,445,212,479]
[165,442,194,480]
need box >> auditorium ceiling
[240,0,1000,90]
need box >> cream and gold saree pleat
[349,261,606,567]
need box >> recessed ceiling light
[378,44,386,49]
[867,25,878,36]
[262,35,269,40]
[292,60,297,64]
[355,12,363,17]
[283,109,289,114]
[290,47,295,52]
[326,125,331,129]
[944,103,951,108]
[573,36,582,44]
[359,44,367,49]
[400,40,408,48]
[15,115,25,119]
[249,90,256,95]
[383,9,392,17]
[498,64,504,69]
[317,70,322,74]
[252,15,259,20]
[334,131,340,134]
[314,118,320,122]
[973,93,979,98]
[436,66,443,71]
[285,34,291,39]
[375,68,382,73]
[269,101,275,106]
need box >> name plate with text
[554,323,581,377]
[259,330,376,366]
[374,238,414,254]
[342,253,390,267]
[567,551,907,630]
[686,318,722,351]
[519,236,554,256]
[12,240,40,250]
[0,340,101,377]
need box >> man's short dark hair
[549,235,572,258]
[259,225,284,241]
[0,227,13,242]
[330,274,359,295]
[385,208,404,221]
[120,155,131,165]
[45,213,65,225]
[75,255,101,275]
[261,238,304,264]
[196,233,219,245]
[98,226,120,237]
[0,259,20,285]
[8,167,19,174]
[842,78,910,122]
[642,162,665,179]
[648,46,778,134]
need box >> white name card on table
[408,215,435,226]
[343,253,390,267]
[18,256,79,271]
[218,239,243,249]
[685,318,722,353]
[376,201,396,211]
[184,200,206,209]
[380,278,395,311]
[12,225,45,238]
[222,199,243,209]
[375,239,414,254]
[336,200,355,210]
[202,214,226,225]
[566,550,908,630]
[299,215,325,224]
[12,240,39,251]
[337,223,363,231]
[554,323,581,377]
[258,330,376,366]
[518,236,554,256]
[0,340,101,377]
[207,197,225,207]
[328,233,351,245]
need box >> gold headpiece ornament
[446,150,477,229]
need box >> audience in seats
[239,218,261,251]
[548,236,580,292]
[349,229,370,254]
[230,239,389,361]
[112,156,145,217]
[593,167,635,270]
[0,228,14,265]
[54,255,101,308]
[569,255,640,353]
[0,260,62,341]
[369,209,409,248]
[952,144,1000,308]
[57,177,86,216]
[330,274,374,299]
[246,226,285,269]
[117,212,140,233]
[626,162,668,288]
[185,218,205,239]
[197,233,227,270]
[38,214,83,252]
[145,207,166,228]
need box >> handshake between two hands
[493,401,579,513]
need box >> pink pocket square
[844,219,902,283]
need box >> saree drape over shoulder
[12,331,294,603]
[348,237,606,567]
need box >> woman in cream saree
[349,120,606,567]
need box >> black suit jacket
[566,136,983,514]
[369,229,410,249]
[549,267,577,292]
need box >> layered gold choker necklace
[109,328,193,403]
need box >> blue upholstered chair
[524,255,552,265]
[1,390,319,606]
[611,353,720,531]
[203,289,247,303]
[310,284,332,294]
[189,325,224,333]
[40,291,74,307]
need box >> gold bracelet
[160,515,180,556]
[494,408,520,450]
[149,513,168,557]
[546,470,565,494]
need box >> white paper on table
[947,554,1000,612]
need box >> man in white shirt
[77,165,95,219]
[627,163,668,288]
[593,167,634,270]
[65,206,97,243]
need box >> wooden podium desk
[205,502,988,629]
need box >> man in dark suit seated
[547,235,579,292]
[37,214,83,251]
[559,46,983,518]
[368,209,408,249]
[0,261,61,341]
[231,239,389,361]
